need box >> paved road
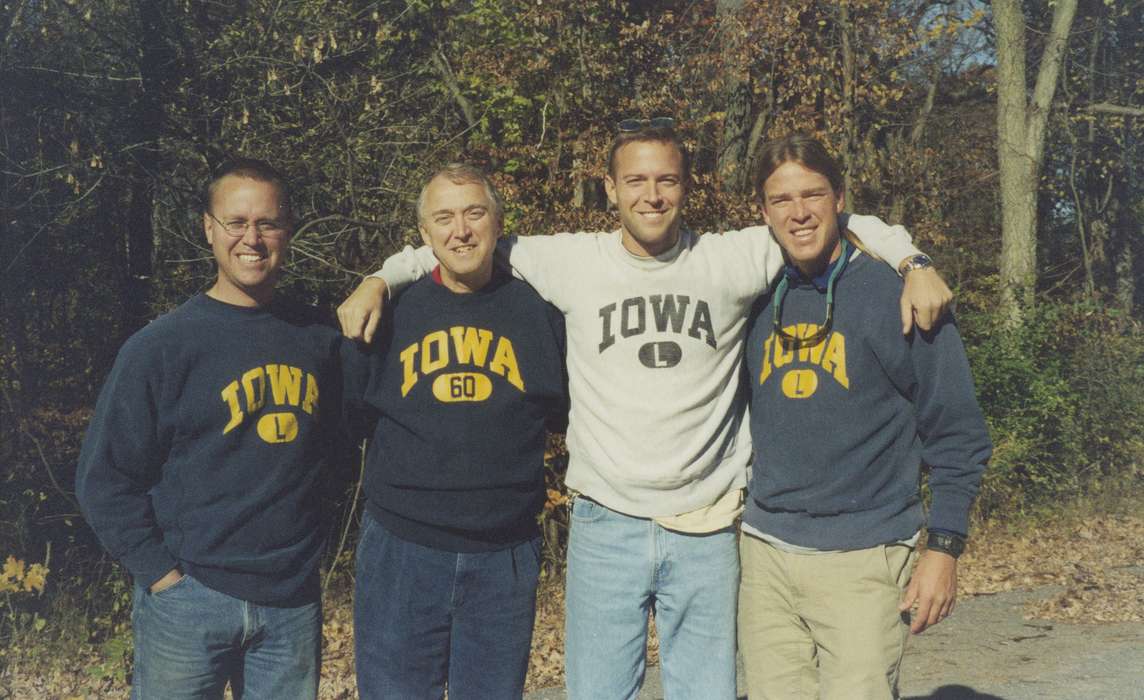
[526,582,1144,699]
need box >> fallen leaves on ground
[318,585,357,699]
[958,510,1144,624]
[526,578,565,691]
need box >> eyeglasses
[771,238,852,349]
[207,211,289,239]
[617,117,676,132]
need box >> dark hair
[606,126,692,185]
[202,157,293,221]
[416,163,505,226]
[756,134,845,196]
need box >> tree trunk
[1113,236,1135,315]
[993,0,1078,325]
[1111,187,1139,316]
[127,0,180,322]
[0,230,28,448]
[888,58,941,224]
[838,3,858,202]
[743,68,775,180]
[716,0,753,195]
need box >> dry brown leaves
[957,510,1144,624]
[525,577,566,691]
[318,586,357,699]
[0,646,121,699]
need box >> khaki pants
[738,534,917,700]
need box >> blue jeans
[131,574,320,700]
[353,511,541,700]
[564,497,740,699]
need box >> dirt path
[898,582,1144,699]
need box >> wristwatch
[898,253,934,275]
[926,531,966,559]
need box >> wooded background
[1,0,1141,672]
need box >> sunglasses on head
[617,117,676,132]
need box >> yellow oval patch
[257,412,299,443]
[781,369,819,399]
[432,373,492,403]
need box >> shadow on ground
[905,685,1005,699]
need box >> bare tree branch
[14,64,142,82]
[431,48,477,129]
[1086,102,1144,117]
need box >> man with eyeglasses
[77,158,347,699]
[337,120,952,698]
[738,134,991,699]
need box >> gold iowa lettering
[400,326,524,397]
[758,324,849,397]
[220,364,318,436]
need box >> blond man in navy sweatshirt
[740,135,991,699]
[76,159,345,700]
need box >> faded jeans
[564,497,740,699]
[131,574,320,700]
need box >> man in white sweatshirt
[337,121,951,698]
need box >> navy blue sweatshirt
[742,253,992,550]
[76,294,345,606]
[358,271,568,552]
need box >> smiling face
[605,139,687,257]
[204,175,290,307]
[418,175,500,293]
[761,160,846,277]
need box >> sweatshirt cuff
[882,227,922,273]
[366,269,394,299]
[844,214,921,271]
[373,244,436,296]
[927,486,976,538]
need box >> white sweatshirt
[373,217,918,517]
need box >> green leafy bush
[961,303,1144,519]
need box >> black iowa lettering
[598,294,716,352]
